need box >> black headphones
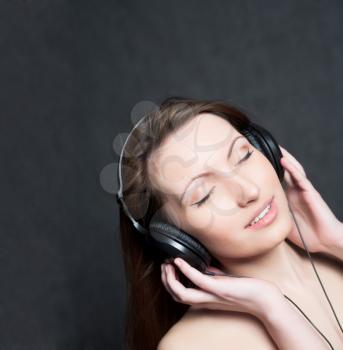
[116,105,284,274]
[116,100,343,346]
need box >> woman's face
[148,113,293,261]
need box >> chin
[259,192,293,245]
[273,197,294,241]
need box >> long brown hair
[119,97,252,350]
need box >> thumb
[205,265,232,276]
[206,266,224,273]
[205,266,249,278]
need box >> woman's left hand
[279,146,343,255]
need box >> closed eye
[237,148,254,165]
[192,148,254,208]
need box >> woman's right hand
[161,258,334,349]
[161,257,283,320]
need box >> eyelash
[192,148,254,208]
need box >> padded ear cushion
[241,122,284,182]
[148,217,211,268]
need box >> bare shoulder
[157,307,277,350]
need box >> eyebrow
[179,135,242,204]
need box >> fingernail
[174,258,181,266]
[204,271,215,276]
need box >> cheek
[183,206,251,257]
[183,188,239,235]
[273,188,295,237]
[250,150,279,183]
[182,153,287,257]
[183,207,215,232]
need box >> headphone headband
[116,107,284,273]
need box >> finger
[161,264,179,301]
[281,158,299,187]
[205,266,226,274]
[173,257,236,296]
[203,264,248,278]
[280,157,313,191]
[165,264,224,304]
[279,145,289,158]
[279,146,306,181]
[279,146,306,176]
[281,147,305,173]
[281,156,306,179]
[164,264,185,300]
[282,167,296,188]
[161,264,172,294]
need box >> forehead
[148,113,241,196]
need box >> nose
[232,175,260,207]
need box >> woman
[118,97,343,349]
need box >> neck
[219,240,314,292]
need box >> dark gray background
[1,1,342,349]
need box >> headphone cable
[281,206,343,350]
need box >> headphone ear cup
[147,216,211,273]
[241,122,284,182]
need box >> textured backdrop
[1,0,342,349]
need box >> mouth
[245,195,277,230]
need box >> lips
[245,195,274,228]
